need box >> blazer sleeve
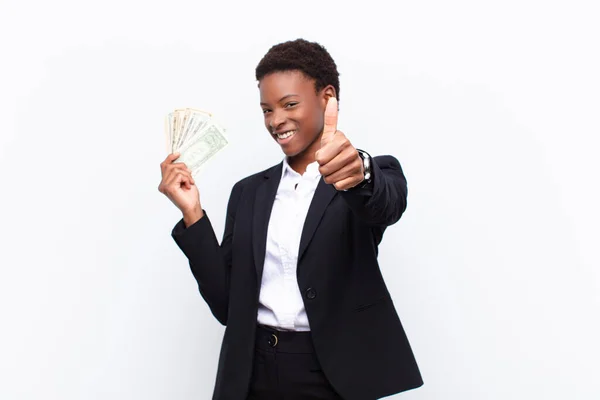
[340,155,408,227]
[170,181,244,325]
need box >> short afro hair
[255,38,341,101]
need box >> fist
[316,97,364,191]
[158,153,201,215]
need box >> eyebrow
[260,94,299,106]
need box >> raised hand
[158,153,204,225]
[315,97,365,191]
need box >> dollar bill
[174,122,228,175]
[177,110,212,152]
[177,108,193,151]
[173,108,185,149]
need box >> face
[259,70,334,160]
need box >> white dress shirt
[256,158,321,331]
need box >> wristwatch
[356,149,373,188]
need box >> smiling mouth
[274,130,296,140]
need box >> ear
[319,85,338,109]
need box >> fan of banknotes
[164,108,229,176]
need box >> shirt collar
[281,157,321,180]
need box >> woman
[158,39,423,400]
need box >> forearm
[171,181,244,325]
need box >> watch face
[357,150,372,183]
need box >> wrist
[182,204,204,227]
[356,149,373,189]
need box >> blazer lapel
[298,178,338,262]
[252,163,282,280]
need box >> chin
[273,139,300,158]
[281,146,301,158]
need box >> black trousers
[247,325,343,400]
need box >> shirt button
[305,288,317,300]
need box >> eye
[262,108,271,114]
[285,102,298,108]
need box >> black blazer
[172,155,423,400]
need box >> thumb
[321,97,338,146]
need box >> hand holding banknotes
[158,107,229,226]
[158,152,204,226]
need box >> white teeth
[276,130,296,139]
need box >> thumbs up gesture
[316,97,365,191]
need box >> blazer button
[306,288,317,299]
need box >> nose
[269,109,286,132]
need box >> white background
[1,0,599,399]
